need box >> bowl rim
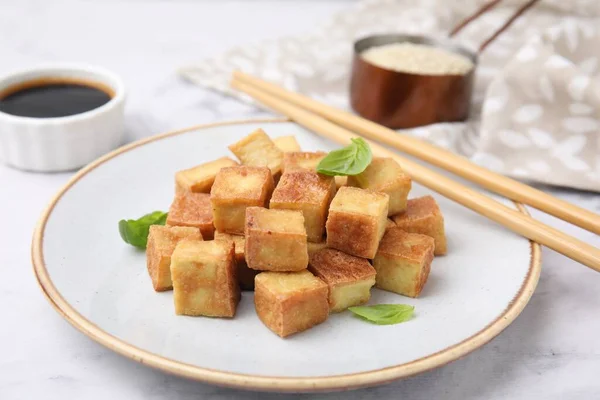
[0,63,125,124]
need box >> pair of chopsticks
[231,71,600,273]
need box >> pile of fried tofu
[145,129,447,337]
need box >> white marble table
[2,1,600,399]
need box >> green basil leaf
[348,304,414,325]
[118,211,168,249]
[316,137,372,176]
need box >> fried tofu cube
[273,135,301,152]
[146,225,202,292]
[210,166,274,235]
[279,152,345,189]
[309,249,376,312]
[373,228,434,298]
[254,270,328,337]
[213,231,245,264]
[214,231,258,290]
[326,187,389,259]
[270,170,336,242]
[245,207,308,271]
[175,157,238,193]
[334,176,347,190]
[167,192,215,240]
[386,218,396,230]
[228,129,283,175]
[347,157,411,216]
[307,241,328,257]
[282,151,326,173]
[392,195,447,255]
[171,239,240,317]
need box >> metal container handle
[449,0,541,53]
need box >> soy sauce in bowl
[0,77,114,118]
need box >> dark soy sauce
[0,77,113,118]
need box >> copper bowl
[350,34,477,129]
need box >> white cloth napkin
[180,0,600,192]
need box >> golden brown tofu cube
[270,170,336,242]
[347,157,411,216]
[254,270,328,337]
[228,129,283,175]
[326,187,389,259]
[210,166,274,235]
[146,225,202,292]
[309,249,376,312]
[167,192,215,240]
[281,152,346,190]
[175,157,238,193]
[214,231,245,263]
[334,176,347,190]
[214,231,258,290]
[273,135,301,152]
[282,151,326,173]
[392,195,447,256]
[171,239,240,317]
[373,228,434,298]
[245,207,308,271]
[386,218,396,230]
[307,241,327,257]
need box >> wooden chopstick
[231,77,600,272]
[233,71,600,236]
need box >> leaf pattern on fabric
[569,103,594,115]
[516,46,538,62]
[480,18,600,191]
[513,104,544,124]
[498,130,532,148]
[553,135,588,157]
[568,75,591,101]
[562,117,598,133]
[528,128,555,148]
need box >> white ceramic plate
[33,119,540,392]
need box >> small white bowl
[0,64,125,172]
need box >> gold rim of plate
[31,117,542,392]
